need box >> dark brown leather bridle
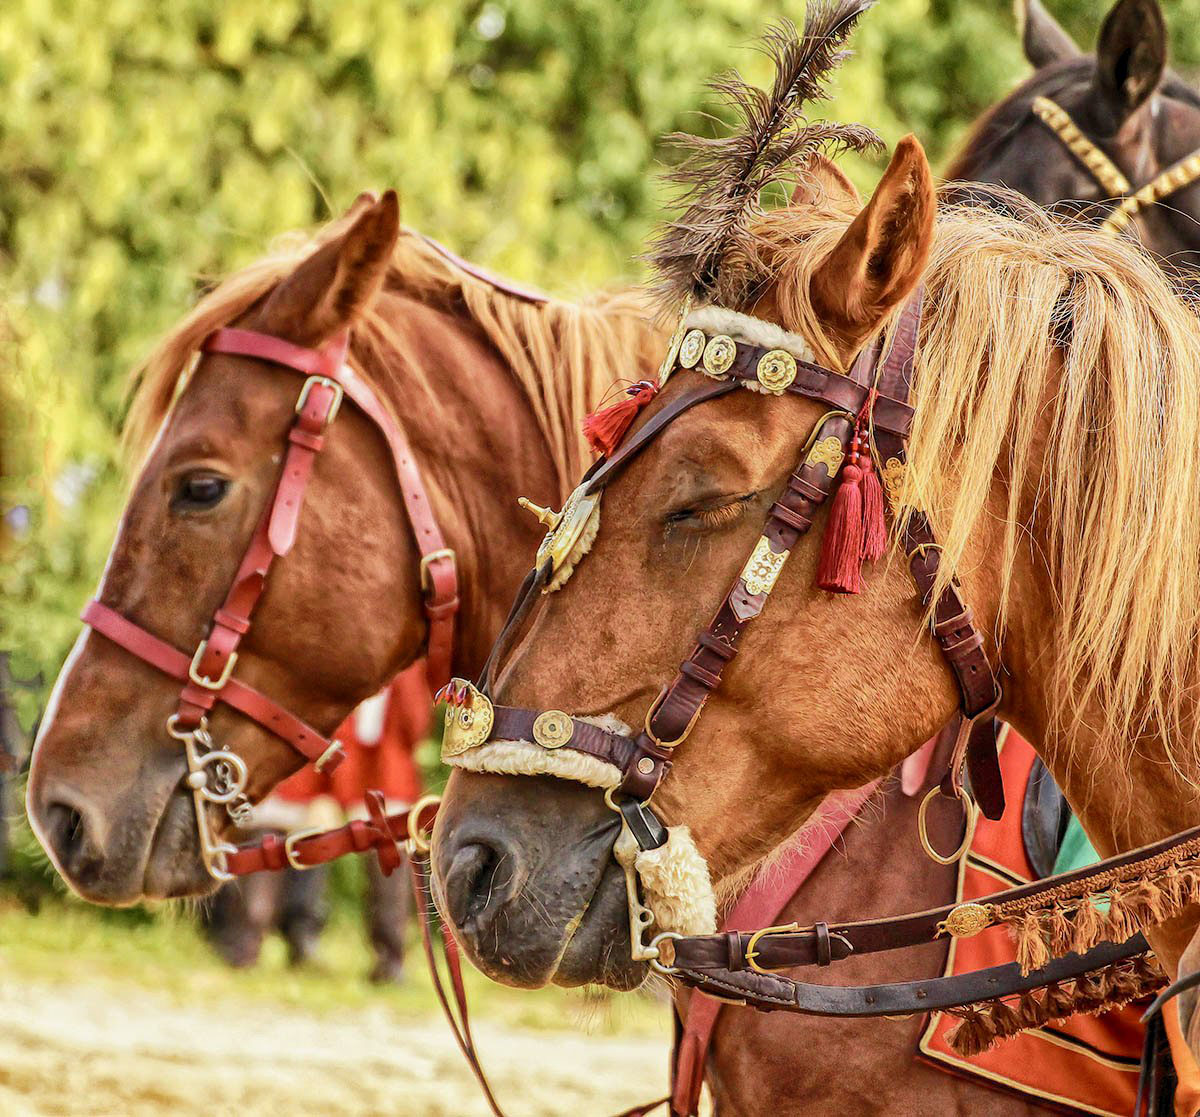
[81,324,459,880]
[444,290,1200,1026]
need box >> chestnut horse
[683,1,1200,1112]
[431,124,1200,1117]
[25,190,660,906]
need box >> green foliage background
[3,0,1199,724]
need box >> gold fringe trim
[944,954,1165,1057]
[975,845,1200,974]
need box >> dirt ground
[0,975,672,1117]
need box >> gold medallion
[940,902,992,939]
[441,680,495,757]
[808,435,845,476]
[881,456,905,511]
[532,710,574,749]
[740,536,790,597]
[678,329,707,369]
[702,335,737,376]
[756,349,798,393]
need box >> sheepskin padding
[615,821,718,937]
[686,305,815,362]
[442,712,629,789]
[546,500,601,593]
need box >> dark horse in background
[685,2,1200,1114]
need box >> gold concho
[678,329,707,369]
[702,334,737,376]
[441,680,495,757]
[534,483,599,573]
[740,536,790,597]
[808,435,845,476]
[532,710,574,749]
[756,349,798,393]
[881,456,905,511]
[940,902,992,939]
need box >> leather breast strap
[870,294,1005,819]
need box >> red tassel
[859,452,887,563]
[583,380,658,456]
[816,457,864,594]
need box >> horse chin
[140,792,221,901]
[551,858,648,992]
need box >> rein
[1031,95,1200,235]
[81,325,459,879]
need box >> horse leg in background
[280,862,330,967]
[203,856,284,968]
[366,850,412,984]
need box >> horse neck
[359,289,576,676]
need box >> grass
[0,883,668,1040]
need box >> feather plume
[649,2,882,311]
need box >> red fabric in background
[275,661,431,809]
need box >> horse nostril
[442,840,511,931]
[42,800,90,874]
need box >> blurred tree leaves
[2,0,1198,723]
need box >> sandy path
[0,977,671,1117]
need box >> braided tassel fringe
[998,857,1200,975]
[944,954,1164,1057]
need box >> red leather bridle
[81,325,459,879]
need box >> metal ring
[407,793,441,855]
[917,784,977,865]
[648,931,683,975]
[190,749,249,804]
[283,827,325,871]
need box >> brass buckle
[744,922,801,974]
[642,688,705,750]
[284,827,325,871]
[406,793,441,855]
[313,740,343,774]
[917,784,977,865]
[420,548,456,595]
[295,375,344,428]
[188,640,238,690]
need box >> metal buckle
[642,688,705,750]
[313,739,343,774]
[188,640,238,690]
[420,548,456,595]
[295,375,344,428]
[406,793,441,855]
[744,922,801,974]
[284,827,324,871]
[917,784,978,865]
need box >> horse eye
[173,474,230,511]
[666,493,756,533]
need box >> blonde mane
[739,186,1200,776]
[125,215,660,500]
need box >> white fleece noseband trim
[446,713,717,937]
[686,305,816,362]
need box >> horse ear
[791,154,861,208]
[1015,0,1080,69]
[260,190,401,346]
[1094,0,1167,128]
[809,136,935,362]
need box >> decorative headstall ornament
[1031,94,1200,236]
[80,326,460,881]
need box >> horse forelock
[740,185,1200,787]
[124,218,659,500]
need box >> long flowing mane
[125,214,658,498]
[737,182,1200,776]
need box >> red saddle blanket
[919,728,1147,1115]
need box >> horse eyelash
[668,493,757,532]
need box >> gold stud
[532,710,574,749]
[678,329,706,369]
[939,902,992,939]
[756,349,798,393]
[808,435,845,476]
[518,497,561,530]
[702,335,737,376]
[636,757,655,775]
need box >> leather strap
[84,600,338,767]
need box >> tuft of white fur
[686,305,815,362]
[546,502,601,593]
[633,825,718,936]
